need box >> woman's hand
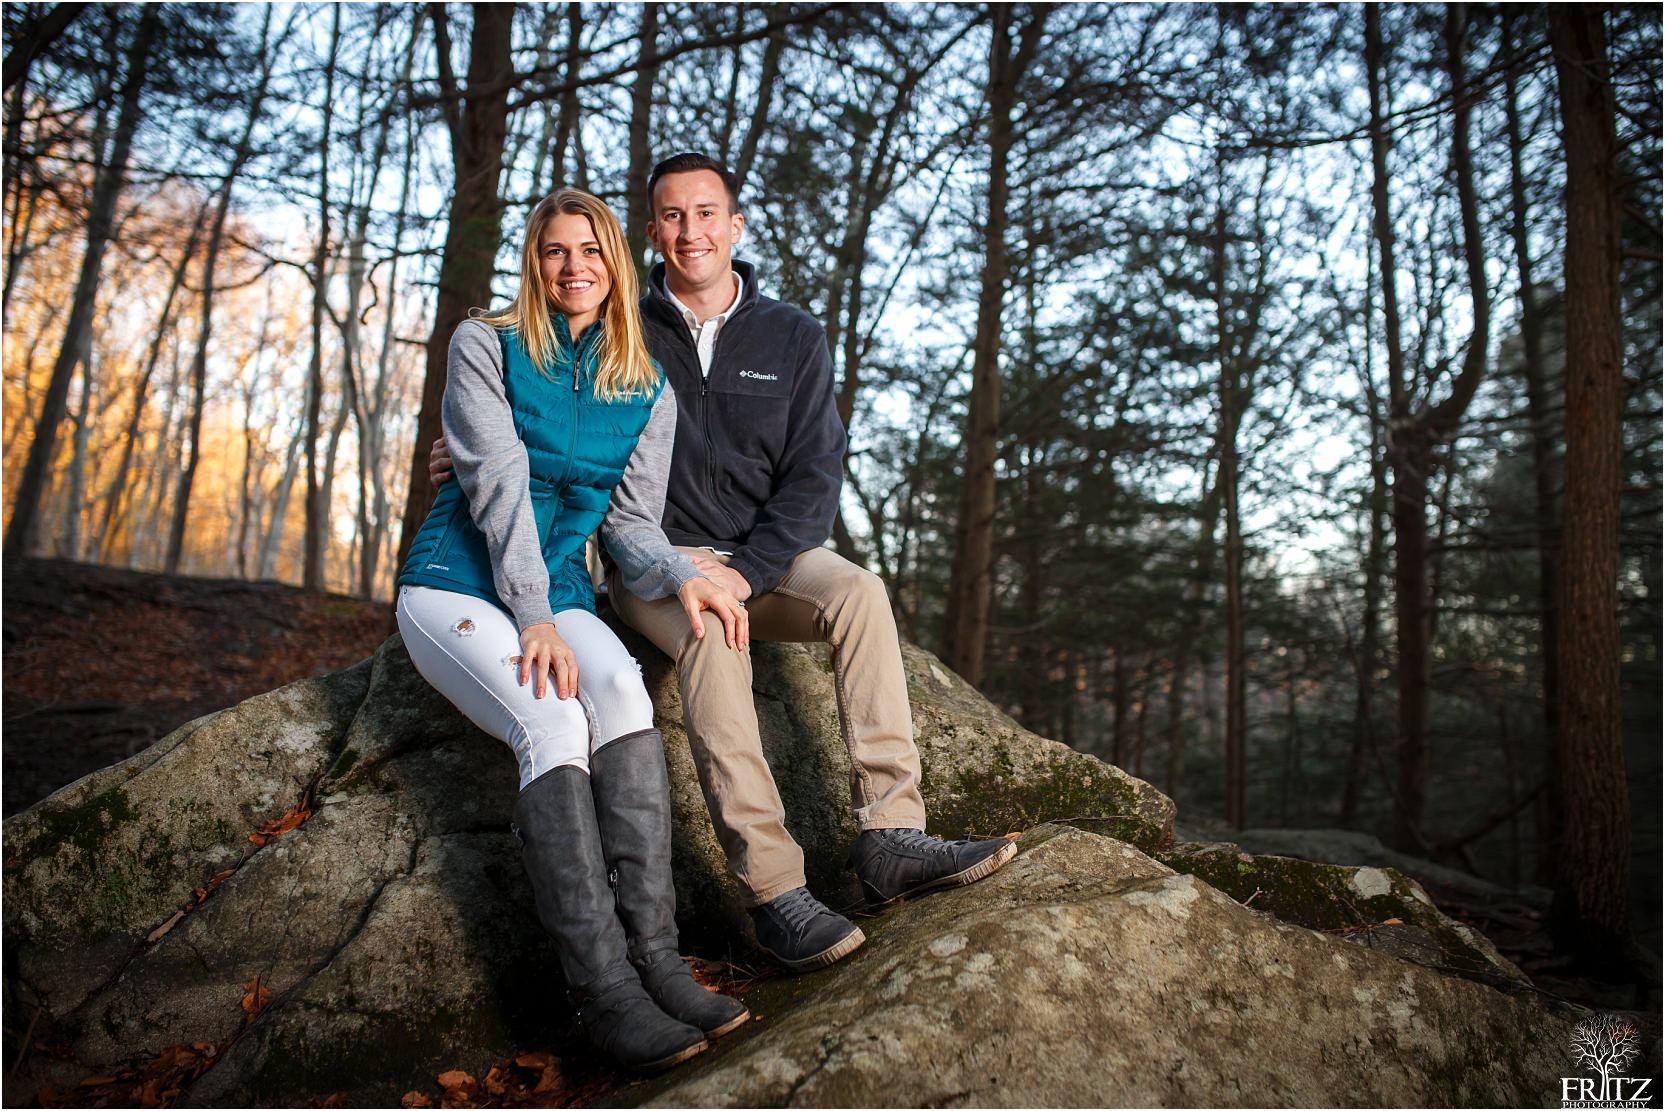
[678,577,750,651]
[515,623,576,699]
[428,436,453,488]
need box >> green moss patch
[1160,842,1524,990]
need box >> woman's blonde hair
[477,189,657,402]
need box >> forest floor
[2,558,391,817]
[2,558,1657,1106]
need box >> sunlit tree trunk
[165,7,279,574]
[304,2,342,591]
[97,206,207,561]
[260,423,306,581]
[1549,4,1631,963]
[6,5,160,561]
[63,353,95,558]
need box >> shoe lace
[774,888,826,932]
[881,828,955,858]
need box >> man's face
[647,169,743,298]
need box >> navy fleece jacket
[640,260,846,596]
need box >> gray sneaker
[848,828,1017,906]
[749,887,866,970]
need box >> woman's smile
[540,211,613,335]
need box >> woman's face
[538,211,612,336]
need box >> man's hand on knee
[691,556,752,602]
[678,577,749,651]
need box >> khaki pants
[608,546,926,906]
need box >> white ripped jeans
[396,585,656,788]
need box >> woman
[397,190,748,1072]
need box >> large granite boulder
[3,630,1170,1104]
[643,825,1572,1108]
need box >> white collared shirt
[665,271,743,378]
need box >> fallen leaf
[400,1091,434,1108]
[147,910,186,944]
[78,1075,120,1087]
[533,1066,559,1094]
[1382,917,1404,926]
[436,1070,475,1091]
[513,1050,554,1070]
[241,974,271,1017]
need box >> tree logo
[1562,1013,1653,1108]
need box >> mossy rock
[1160,841,1528,991]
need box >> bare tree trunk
[335,12,417,596]
[260,415,307,582]
[942,5,1047,687]
[164,8,280,574]
[527,5,562,196]
[363,109,420,598]
[131,342,186,568]
[1164,657,1187,798]
[304,3,342,591]
[1342,388,1389,825]
[548,3,583,196]
[396,2,515,574]
[1214,178,1248,830]
[733,24,786,198]
[1281,651,1301,826]
[625,2,660,271]
[96,205,207,560]
[5,4,160,560]
[1132,661,1152,781]
[2,3,84,92]
[3,4,88,314]
[1502,11,1565,889]
[1549,4,1631,963]
[63,352,95,558]
[1370,5,1491,852]
[1111,648,1128,768]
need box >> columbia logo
[739,370,779,382]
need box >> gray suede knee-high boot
[589,730,750,1039]
[513,764,707,1071]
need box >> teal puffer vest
[398,317,662,619]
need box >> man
[434,153,1014,970]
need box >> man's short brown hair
[648,152,741,214]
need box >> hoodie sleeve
[442,319,558,631]
[723,319,846,595]
[601,384,703,599]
